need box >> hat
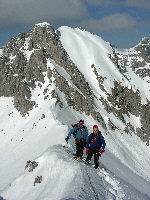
[93,125,98,130]
[79,119,84,124]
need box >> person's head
[79,119,84,128]
[93,125,98,135]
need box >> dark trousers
[75,138,86,158]
[86,147,100,169]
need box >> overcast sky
[0,0,150,48]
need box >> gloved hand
[65,136,69,143]
[86,148,89,155]
[100,149,105,154]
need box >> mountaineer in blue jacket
[65,120,88,161]
[85,125,106,169]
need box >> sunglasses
[93,129,98,132]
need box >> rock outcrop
[108,39,150,145]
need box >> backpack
[72,123,86,138]
[72,123,79,128]
[72,123,79,138]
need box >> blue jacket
[86,132,106,150]
[67,125,88,140]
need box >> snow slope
[2,144,150,200]
[59,26,150,103]
[0,25,150,200]
[59,26,125,97]
[0,72,68,190]
[59,26,150,180]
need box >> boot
[95,162,99,169]
[77,156,81,162]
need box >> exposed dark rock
[91,64,106,92]
[25,160,38,172]
[135,37,150,59]
[33,176,42,186]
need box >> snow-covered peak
[59,26,122,95]
[0,23,150,200]
[59,26,150,102]
[137,37,150,46]
[135,37,150,57]
[31,22,55,35]
[35,22,51,28]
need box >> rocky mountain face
[108,39,150,145]
[0,23,150,145]
[0,24,94,117]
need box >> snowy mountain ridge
[0,22,150,200]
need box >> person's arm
[67,126,77,138]
[65,126,77,143]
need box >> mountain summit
[0,22,150,200]
[0,22,149,144]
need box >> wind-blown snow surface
[0,25,150,200]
